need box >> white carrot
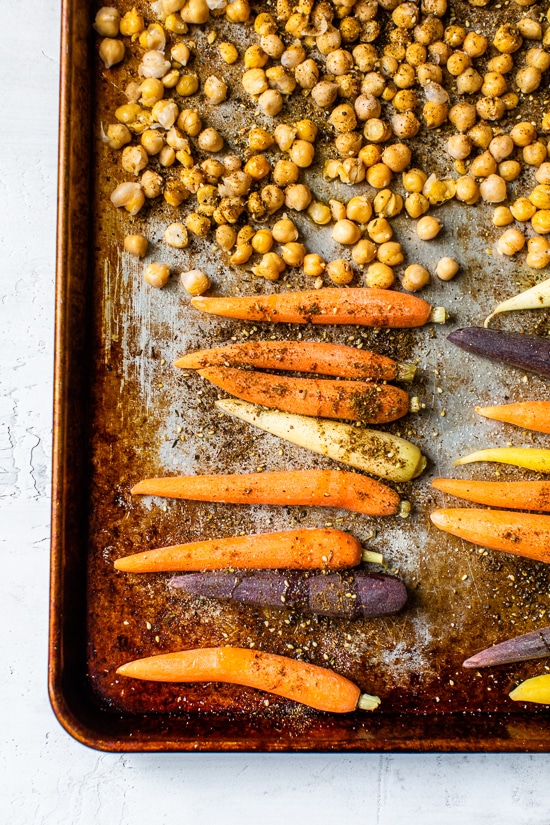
[484,276,550,327]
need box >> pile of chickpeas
[96,0,550,292]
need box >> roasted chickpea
[536,163,550,185]
[487,53,514,73]
[468,121,493,149]
[258,89,283,116]
[366,262,395,289]
[144,261,170,288]
[526,236,550,268]
[274,123,296,152]
[405,192,430,217]
[352,239,377,265]
[352,43,378,72]
[510,197,536,221]
[204,75,227,104]
[456,67,483,95]
[244,155,271,180]
[219,41,239,64]
[230,243,253,265]
[471,151,498,178]
[346,196,373,223]
[335,132,363,157]
[329,104,357,133]
[262,183,285,215]
[393,89,418,111]
[380,143,411,173]
[377,241,403,266]
[489,135,514,162]
[177,108,201,136]
[198,127,223,152]
[295,119,318,143]
[354,94,382,121]
[251,229,273,254]
[303,253,326,276]
[493,24,523,54]
[403,264,430,291]
[435,257,459,281]
[392,2,419,28]
[367,216,393,243]
[526,48,550,72]
[373,189,403,217]
[480,174,507,202]
[253,251,286,281]
[293,59,320,90]
[516,66,541,94]
[510,121,537,146]
[260,33,285,58]
[215,224,237,250]
[330,200,347,222]
[326,259,354,285]
[124,234,148,257]
[447,51,470,76]
[455,175,480,204]
[272,159,299,187]
[447,134,472,160]
[248,127,274,152]
[307,201,332,224]
[497,228,526,255]
[530,185,550,209]
[332,219,362,245]
[492,206,514,226]
[532,210,550,234]
[524,141,548,166]
[266,65,296,96]
[121,145,148,176]
[364,118,394,142]
[176,73,199,97]
[517,17,541,40]
[285,184,312,211]
[272,218,299,243]
[367,163,393,189]
[359,144,382,168]
[481,71,507,98]
[226,0,250,22]
[311,80,339,108]
[499,159,522,181]
[281,242,307,267]
[476,97,506,121]
[449,102,477,132]
[289,140,315,168]
[141,129,164,156]
[281,43,306,68]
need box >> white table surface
[3,1,550,822]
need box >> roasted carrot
[463,626,550,668]
[430,508,550,564]
[114,527,363,573]
[432,478,550,512]
[454,448,550,473]
[476,402,550,435]
[199,366,412,424]
[131,469,406,517]
[116,646,381,712]
[175,340,417,382]
[191,288,447,328]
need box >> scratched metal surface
[79,0,550,746]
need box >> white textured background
[2,1,550,822]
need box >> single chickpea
[219,42,239,64]
[487,54,514,74]
[492,206,514,226]
[281,242,307,267]
[405,192,430,217]
[253,252,286,281]
[159,145,176,166]
[367,216,393,243]
[353,43,378,72]
[164,13,187,34]
[517,17,542,40]
[326,259,354,285]
[390,111,419,139]
[516,66,541,94]
[366,262,395,289]
[141,169,163,198]
[272,160,299,187]
[140,130,164,156]
[470,151,497,178]
[510,198,536,221]
[468,121,493,149]
[281,44,306,69]
[329,104,357,133]
[294,119,317,143]
[449,103,477,133]
[481,71,507,97]
[105,123,131,149]
[352,239,377,265]
[99,38,125,68]
[447,134,472,160]
[359,144,382,168]
[530,185,550,209]
[248,128,273,152]
[204,75,227,104]
[526,48,550,72]
[225,0,250,22]
[499,160,522,181]
[476,97,506,122]
[307,201,332,224]
[285,184,312,211]
[535,163,550,185]
[230,244,254,265]
[251,229,273,254]
[254,12,276,36]
[244,155,271,180]
[455,175,480,204]
[332,219,362,245]
[330,200,347,222]
[261,184,285,215]
[124,234,148,257]
[463,31,488,57]
[94,7,121,37]
[274,123,297,152]
[177,108,201,136]
[526,236,550,268]
[261,33,285,59]
[139,78,165,107]
[435,257,459,281]
[121,145,149,176]
[373,190,403,218]
[198,128,223,152]
[215,225,237,250]
[242,68,268,96]
[354,94,382,121]
[361,71,386,97]
[367,163,393,189]
[181,269,210,296]
[447,51,471,76]
[289,140,315,168]
[335,132,363,158]
[365,118,394,142]
[456,67,483,95]
[493,24,523,54]
[392,2,419,28]
[272,218,299,243]
[377,241,403,266]
[326,49,354,76]
[164,179,189,207]
[303,254,326,277]
[403,168,427,192]
[258,89,283,116]
[497,228,526,255]
[417,215,442,240]
[244,44,268,69]
[393,89,419,112]
[346,196,373,223]
[402,264,430,292]
[423,101,449,129]
[266,66,296,96]
[532,210,550,234]
[316,27,342,55]
[416,63,443,85]
[510,121,537,146]
[480,174,507,202]
[524,141,548,166]
[489,135,514,162]
[186,212,211,237]
[381,143,411,172]
[176,74,199,97]
[144,262,170,288]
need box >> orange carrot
[175,340,417,382]
[116,646,380,713]
[191,288,446,328]
[198,366,411,424]
[131,469,405,516]
[432,478,550,512]
[476,401,550,435]
[114,527,363,573]
[430,508,550,563]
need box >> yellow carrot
[509,674,550,705]
[454,448,550,473]
[117,647,381,713]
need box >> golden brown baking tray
[49,0,550,751]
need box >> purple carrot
[463,626,550,668]
[169,569,407,618]
[447,327,550,380]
